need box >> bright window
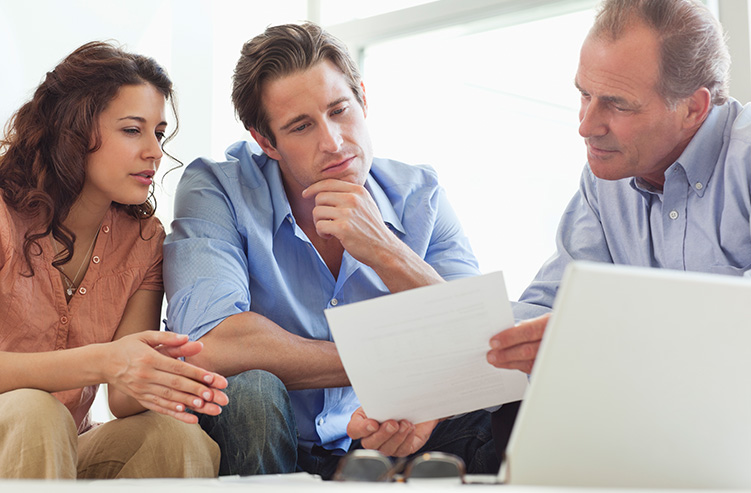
[318,0,437,25]
[360,8,595,299]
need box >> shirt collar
[259,157,295,235]
[364,173,405,236]
[628,103,728,198]
[672,103,728,198]
[228,143,293,234]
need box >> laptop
[500,261,751,489]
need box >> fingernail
[203,374,213,383]
[487,353,497,364]
[176,404,184,412]
[490,340,501,349]
[203,391,212,400]
[193,398,202,407]
[386,423,397,433]
[366,423,377,433]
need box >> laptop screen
[501,261,751,489]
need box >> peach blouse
[0,200,165,433]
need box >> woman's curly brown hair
[0,41,179,275]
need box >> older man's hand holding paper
[325,272,528,456]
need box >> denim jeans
[197,370,298,475]
[200,369,501,478]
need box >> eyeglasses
[333,449,466,483]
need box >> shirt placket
[661,167,689,270]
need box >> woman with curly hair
[0,41,227,479]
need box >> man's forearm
[186,311,350,390]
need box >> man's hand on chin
[302,179,398,263]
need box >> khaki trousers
[0,388,220,479]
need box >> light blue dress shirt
[163,140,479,453]
[515,99,751,320]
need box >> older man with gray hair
[487,0,746,371]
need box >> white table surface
[0,475,735,492]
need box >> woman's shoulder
[107,208,165,254]
[110,208,164,234]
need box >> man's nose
[578,100,608,138]
[319,120,343,152]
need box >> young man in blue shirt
[164,22,500,478]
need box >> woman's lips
[131,170,155,185]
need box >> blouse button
[78,287,87,295]
[60,316,68,325]
[92,256,101,264]
[102,225,110,234]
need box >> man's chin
[588,161,629,182]
[336,169,369,186]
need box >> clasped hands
[109,331,228,424]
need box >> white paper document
[325,272,528,424]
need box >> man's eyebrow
[327,96,349,109]
[280,114,309,132]
[601,94,633,107]
[573,81,634,107]
[279,97,352,132]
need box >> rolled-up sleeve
[163,159,252,341]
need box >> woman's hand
[105,331,228,424]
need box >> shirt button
[318,417,325,426]
[78,287,87,295]
[669,210,679,220]
[695,182,703,190]
[102,225,110,234]
[330,298,338,306]
[60,316,68,324]
[92,256,100,264]
[287,217,293,224]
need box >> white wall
[0,0,309,231]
